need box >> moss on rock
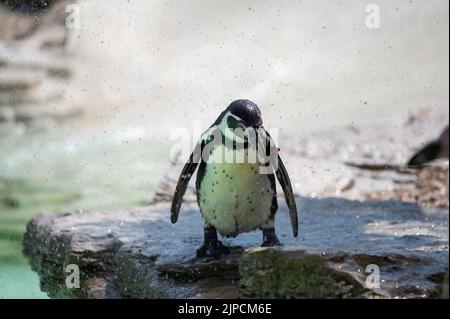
[239,247,366,299]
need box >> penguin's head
[226,99,263,129]
[216,99,263,133]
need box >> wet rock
[0,0,84,131]
[23,195,448,298]
[239,248,367,299]
[0,7,37,41]
[443,273,449,299]
[0,59,83,129]
[21,111,449,298]
[0,68,44,92]
[14,102,82,123]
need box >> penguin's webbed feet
[261,227,282,247]
[197,225,230,259]
[196,240,230,259]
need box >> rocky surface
[22,111,449,299]
[23,195,448,299]
[0,0,83,133]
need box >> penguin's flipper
[407,141,442,167]
[275,154,299,237]
[261,127,298,237]
[170,142,202,224]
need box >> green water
[0,127,170,298]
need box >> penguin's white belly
[197,145,274,236]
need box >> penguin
[408,125,449,167]
[170,99,298,258]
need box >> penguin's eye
[227,116,241,129]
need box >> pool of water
[0,125,171,298]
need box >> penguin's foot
[261,227,282,247]
[196,240,230,259]
[197,225,230,258]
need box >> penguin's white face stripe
[218,111,246,143]
[198,113,277,170]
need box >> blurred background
[0,0,448,298]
